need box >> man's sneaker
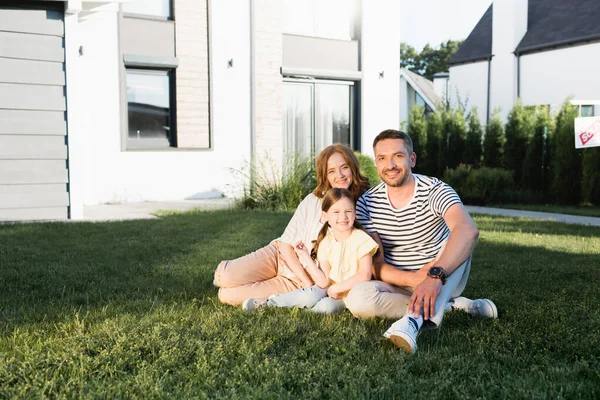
[242,298,269,312]
[383,316,419,355]
[453,297,498,319]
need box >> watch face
[429,267,443,277]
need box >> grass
[491,203,600,218]
[1,210,599,398]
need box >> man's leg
[345,281,412,319]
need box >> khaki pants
[345,256,471,329]
[214,240,303,305]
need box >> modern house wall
[448,61,489,124]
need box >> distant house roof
[400,68,442,110]
[516,0,600,54]
[448,4,493,65]
[449,0,600,66]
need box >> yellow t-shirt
[317,229,378,284]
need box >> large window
[123,0,172,19]
[284,79,353,158]
[126,69,175,149]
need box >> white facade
[40,0,402,219]
[448,62,489,124]
[520,42,600,110]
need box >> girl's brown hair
[312,143,370,201]
[310,188,365,260]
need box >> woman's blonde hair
[310,188,365,260]
[312,143,370,201]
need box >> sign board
[575,117,600,149]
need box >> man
[345,129,497,354]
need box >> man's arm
[409,203,479,320]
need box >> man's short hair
[372,129,414,154]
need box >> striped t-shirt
[356,174,462,270]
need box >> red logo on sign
[580,119,600,146]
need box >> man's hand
[409,277,443,320]
[327,284,345,299]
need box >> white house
[399,68,441,128]
[446,0,600,124]
[0,0,401,222]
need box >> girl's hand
[294,241,310,259]
[327,284,345,299]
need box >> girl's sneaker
[242,298,269,312]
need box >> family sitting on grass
[214,129,497,354]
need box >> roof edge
[516,34,600,55]
[448,55,492,67]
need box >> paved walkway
[83,199,600,227]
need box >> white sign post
[571,100,600,149]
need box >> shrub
[503,99,535,186]
[447,108,467,169]
[444,165,514,205]
[551,100,582,205]
[483,110,504,168]
[234,155,315,211]
[464,107,483,167]
[581,147,600,205]
[407,105,427,174]
[424,110,443,177]
[521,106,554,196]
[354,152,381,187]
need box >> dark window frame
[122,0,174,21]
[125,67,177,150]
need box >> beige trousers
[214,240,303,305]
[344,256,471,329]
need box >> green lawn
[491,203,600,218]
[1,210,599,399]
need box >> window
[581,105,595,117]
[415,92,434,115]
[123,0,172,19]
[283,79,353,158]
[126,69,175,149]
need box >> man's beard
[380,168,409,187]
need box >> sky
[400,0,492,51]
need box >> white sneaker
[453,297,498,319]
[242,298,269,312]
[383,316,419,355]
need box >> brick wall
[252,0,284,171]
[174,0,210,148]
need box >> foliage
[354,152,381,187]
[423,110,443,177]
[444,165,514,205]
[407,105,428,174]
[483,110,504,168]
[437,109,452,174]
[503,99,535,187]
[400,40,463,80]
[1,212,599,398]
[464,107,483,166]
[448,108,467,169]
[234,155,315,211]
[581,147,600,204]
[551,101,582,205]
[521,106,554,197]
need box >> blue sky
[400,0,492,50]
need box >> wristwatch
[427,266,447,285]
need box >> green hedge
[443,165,513,205]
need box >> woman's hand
[294,241,311,261]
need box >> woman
[214,143,370,305]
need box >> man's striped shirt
[356,174,462,270]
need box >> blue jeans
[268,285,346,314]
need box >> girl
[214,144,370,306]
[242,188,378,314]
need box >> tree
[581,147,600,204]
[464,108,483,166]
[503,99,535,186]
[407,105,428,174]
[551,101,582,204]
[423,110,443,177]
[400,40,463,80]
[521,106,554,195]
[483,110,504,168]
[447,108,467,169]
